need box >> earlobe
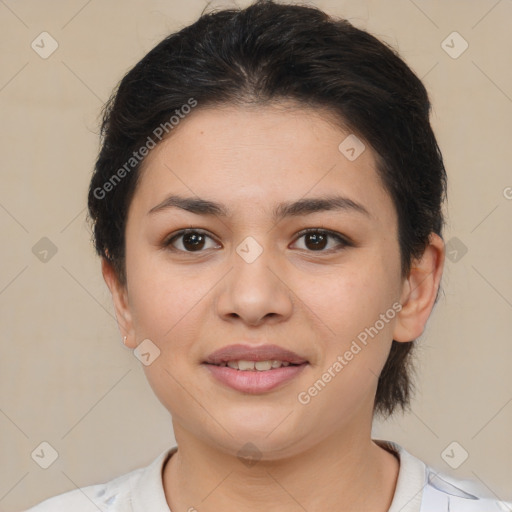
[392,233,445,343]
[101,258,137,348]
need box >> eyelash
[162,228,352,254]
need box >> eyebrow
[147,194,372,221]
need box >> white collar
[125,440,425,512]
[375,439,426,512]
[117,440,511,512]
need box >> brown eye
[293,229,350,252]
[165,229,220,252]
[181,232,206,251]
[303,231,328,250]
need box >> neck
[163,423,399,512]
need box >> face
[106,103,432,459]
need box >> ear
[101,258,137,348]
[393,233,445,343]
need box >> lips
[204,343,308,365]
[202,343,309,394]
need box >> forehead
[129,103,395,226]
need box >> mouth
[202,344,309,393]
[204,343,308,365]
[205,359,303,371]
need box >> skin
[102,103,445,512]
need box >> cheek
[295,270,398,431]
[307,262,398,342]
[305,260,400,411]
[124,246,197,347]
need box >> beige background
[1,0,511,510]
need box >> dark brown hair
[87,0,447,418]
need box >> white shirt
[26,439,511,511]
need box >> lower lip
[203,363,308,394]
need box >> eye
[292,228,351,252]
[163,228,351,254]
[163,229,220,252]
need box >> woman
[27,1,511,511]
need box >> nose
[215,242,294,327]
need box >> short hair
[87,0,447,418]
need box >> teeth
[255,361,272,371]
[218,360,294,371]
[238,360,255,371]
